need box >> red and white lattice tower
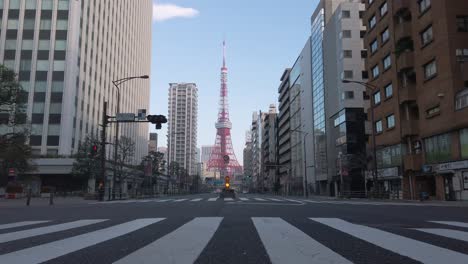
[206,41,242,178]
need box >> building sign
[464,171,468,190]
[366,167,400,179]
[435,160,468,172]
[137,109,147,120]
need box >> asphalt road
[1,193,468,264]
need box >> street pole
[100,101,108,198]
[303,132,308,198]
[112,83,120,200]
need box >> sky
[150,0,320,165]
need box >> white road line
[254,198,266,201]
[155,199,172,203]
[0,221,50,231]
[190,198,203,202]
[429,221,468,228]
[0,219,107,243]
[252,218,351,264]
[136,200,152,203]
[415,228,468,242]
[284,199,302,203]
[267,198,283,202]
[239,197,249,201]
[310,218,468,264]
[207,197,218,202]
[173,199,188,202]
[0,218,164,264]
[224,198,234,201]
[114,217,222,264]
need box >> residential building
[324,0,367,196]
[250,111,265,191]
[261,104,278,192]
[362,0,468,200]
[167,83,198,176]
[277,69,292,194]
[148,133,158,153]
[0,0,152,188]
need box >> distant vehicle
[220,188,235,199]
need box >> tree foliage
[141,151,166,176]
[71,135,102,181]
[0,65,32,187]
[115,136,136,181]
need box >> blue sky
[150,0,319,164]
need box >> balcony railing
[397,50,415,73]
[399,83,417,104]
[394,21,412,42]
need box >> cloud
[153,3,199,22]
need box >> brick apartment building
[362,0,468,200]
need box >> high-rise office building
[148,133,158,153]
[262,104,278,191]
[0,0,151,176]
[167,83,198,176]
[201,145,214,163]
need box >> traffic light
[90,145,98,157]
[147,115,167,130]
[225,183,230,188]
[224,176,230,189]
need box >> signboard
[116,113,135,122]
[435,160,468,172]
[464,171,468,190]
[137,109,147,120]
[366,167,400,179]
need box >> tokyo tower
[206,41,242,178]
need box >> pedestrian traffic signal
[90,145,98,157]
[146,115,168,130]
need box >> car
[219,188,235,199]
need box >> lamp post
[111,75,149,200]
[291,128,309,198]
[342,79,379,196]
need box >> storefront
[366,167,403,199]
[433,160,468,201]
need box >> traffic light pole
[100,102,108,198]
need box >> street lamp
[291,128,309,198]
[111,75,149,200]
[341,79,379,195]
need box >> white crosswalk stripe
[207,197,218,202]
[0,221,50,230]
[0,219,107,243]
[310,218,468,264]
[429,221,468,228]
[415,228,468,242]
[114,217,222,264]
[155,199,172,202]
[173,199,188,202]
[0,218,163,264]
[224,198,234,201]
[239,197,249,201]
[254,198,266,201]
[267,198,283,202]
[253,217,351,264]
[190,198,203,202]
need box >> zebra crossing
[89,196,304,205]
[1,218,467,263]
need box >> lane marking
[136,200,152,203]
[284,199,302,203]
[0,219,107,243]
[155,199,172,203]
[114,217,222,264]
[173,199,188,202]
[429,221,468,229]
[0,218,164,264]
[310,218,468,264]
[190,198,203,202]
[254,198,266,201]
[415,228,468,242]
[0,221,50,231]
[239,197,249,201]
[224,198,234,201]
[267,198,283,202]
[252,217,351,264]
[207,197,218,202]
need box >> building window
[38,40,50,50]
[343,50,352,58]
[342,10,350,19]
[383,54,392,70]
[5,39,16,50]
[42,0,53,10]
[456,89,468,110]
[22,40,33,50]
[419,0,431,13]
[342,70,353,79]
[385,83,393,98]
[377,144,405,168]
[372,64,380,78]
[25,0,36,9]
[380,2,388,17]
[7,19,18,29]
[56,19,68,30]
[381,28,390,43]
[342,91,354,100]
[334,111,346,127]
[9,0,20,9]
[426,105,440,116]
[421,25,433,46]
[457,16,468,32]
[23,19,35,30]
[374,91,381,105]
[36,60,49,71]
[40,19,52,30]
[375,120,383,133]
[386,114,395,129]
[424,60,437,79]
[425,133,451,163]
[342,30,351,38]
[370,39,378,53]
[58,0,69,10]
[369,15,377,29]
[461,129,468,159]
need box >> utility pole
[100,101,108,198]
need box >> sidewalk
[0,197,89,208]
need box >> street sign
[116,113,135,122]
[137,109,147,120]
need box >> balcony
[401,120,419,137]
[403,153,423,171]
[394,21,412,42]
[399,83,417,104]
[393,0,411,15]
[397,50,414,73]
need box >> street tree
[71,135,102,190]
[115,136,136,183]
[0,65,33,187]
